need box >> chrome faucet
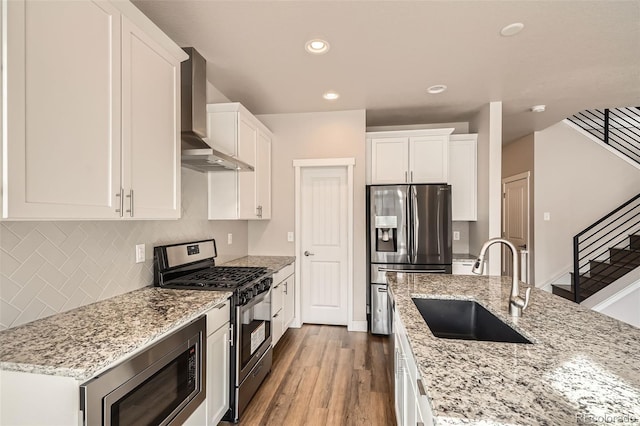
[472,238,531,317]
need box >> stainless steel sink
[411,298,532,344]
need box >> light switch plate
[135,244,145,263]
[453,231,460,241]
[287,232,294,242]
[227,233,233,244]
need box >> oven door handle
[238,287,271,310]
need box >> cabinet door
[121,17,181,219]
[237,115,257,219]
[282,275,295,329]
[255,130,272,219]
[3,0,121,219]
[449,136,477,221]
[371,137,409,184]
[207,322,230,425]
[409,136,448,183]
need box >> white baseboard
[348,321,368,333]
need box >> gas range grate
[168,266,268,289]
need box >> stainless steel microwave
[80,316,206,425]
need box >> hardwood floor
[236,325,396,426]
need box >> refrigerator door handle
[378,267,447,274]
[411,185,419,262]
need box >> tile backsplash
[0,169,248,330]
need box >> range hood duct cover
[180,47,254,172]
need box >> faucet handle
[522,287,531,311]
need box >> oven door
[237,289,272,384]
[80,317,206,426]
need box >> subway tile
[0,249,21,276]
[36,262,67,289]
[0,273,21,302]
[80,256,103,281]
[37,284,68,312]
[61,269,87,298]
[0,225,21,252]
[37,240,68,269]
[10,230,46,262]
[60,249,86,277]
[11,274,47,311]
[11,253,45,285]
[13,298,47,327]
[0,300,21,329]
[60,227,87,256]
[36,222,68,245]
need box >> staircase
[552,194,640,303]
[566,107,640,167]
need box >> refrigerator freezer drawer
[371,284,391,335]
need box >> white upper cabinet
[368,129,454,184]
[121,16,182,219]
[449,134,478,221]
[1,0,186,220]
[207,103,272,220]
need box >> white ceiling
[133,0,640,143]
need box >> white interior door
[300,166,349,325]
[502,174,530,282]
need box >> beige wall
[534,121,640,287]
[249,109,367,322]
[469,102,503,274]
[0,168,248,330]
[502,133,535,284]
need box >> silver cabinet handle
[256,205,262,218]
[404,171,408,182]
[304,251,314,256]
[284,282,288,295]
[125,189,134,217]
[379,267,446,274]
[229,324,234,346]
[410,170,414,182]
[115,188,124,216]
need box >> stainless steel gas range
[154,239,273,423]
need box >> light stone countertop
[221,255,295,272]
[0,287,231,381]
[388,273,640,425]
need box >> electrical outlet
[135,244,145,263]
[227,233,233,244]
[453,231,460,241]
[544,212,551,221]
[287,232,294,242]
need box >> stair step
[609,248,640,267]
[630,234,640,250]
[551,284,595,303]
[589,260,634,279]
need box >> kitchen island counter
[388,273,640,425]
[0,287,231,380]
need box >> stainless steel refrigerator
[367,184,452,335]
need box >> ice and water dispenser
[374,215,398,253]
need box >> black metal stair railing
[573,193,640,303]
[567,107,640,166]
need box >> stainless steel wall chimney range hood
[181,47,254,172]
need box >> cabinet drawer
[272,263,294,284]
[206,300,230,335]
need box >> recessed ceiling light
[305,39,330,55]
[323,91,340,100]
[500,22,525,37]
[427,85,447,94]
[530,105,546,113]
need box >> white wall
[469,102,503,275]
[533,121,640,287]
[249,110,367,322]
[0,168,248,330]
[593,283,640,327]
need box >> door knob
[304,251,315,256]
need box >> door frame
[293,158,355,330]
[502,171,531,284]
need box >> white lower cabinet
[182,400,206,426]
[271,263,295,347]
[205,301,231,425]
[393,307,433,426]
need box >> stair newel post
[573,235,581,303]
[604,108,610,146]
